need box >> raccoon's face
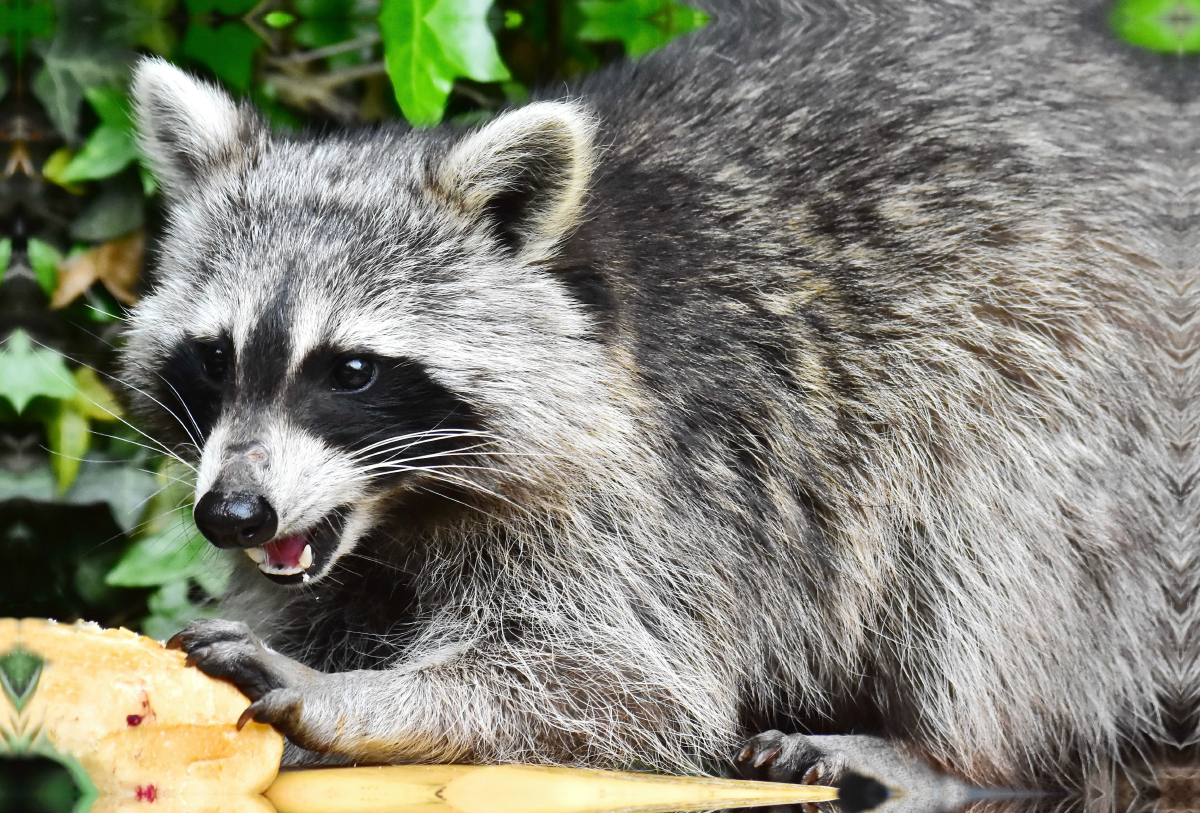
[123,59,601,585]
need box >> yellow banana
[265,763,837,813]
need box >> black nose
[193,491,278,549]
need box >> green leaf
[69,184,144,241]
[64,460,160,533]
[26,238,61,296]
[84,287,123,323]
[1111,0,1200,53]
[41,147,86,193]
[264,10,296,27]
[47,403,91,491]
[105,510,215,586]
[84,85,133,128]
[577,0,709,58]
[70,363,122,421]
[182,22,264,93]
[425,0,510,83]
[0,331,77,414]
[139,162,158,197]
[59,124,139,182]
[0,238,11,280]
[58,88,138,183]
[380,0,511,127]
[29,32,129,143]
[380,0,453,126]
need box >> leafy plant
[1111,0,1200,53]
[379,0,511,125]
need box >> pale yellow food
[1,618,283,813]
[265,764,839,813]
[0,619,837,813]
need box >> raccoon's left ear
[131,57,266,196]
[438,102,598,261]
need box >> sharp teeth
[299,544,313,570]
[245,547,265,564]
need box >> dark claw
[237,697,271,730]
[754,745,782,767]
[735,730,843,785]
[236,689,305,735]
[184,647,209,668]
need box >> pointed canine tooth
[245,547,265,564]
[299,544,313,570]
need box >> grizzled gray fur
[120,0,1190,791]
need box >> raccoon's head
[122,59,608,586]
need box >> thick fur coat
[121,0,1187,789]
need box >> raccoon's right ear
[438,102,598,262]
[131,58,265,195]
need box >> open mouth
[243,509,347,585]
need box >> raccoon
[121,0,1183,792]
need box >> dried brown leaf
[50,230,144,309]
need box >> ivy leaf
[1110,0,1200,53]
[107,509,229,594]
[70,365,123,422]
[577,0,709,58]
[0,331,77,415]
[182,22,263,93]
[380,0,510,127]
[26,238,62,297]
[425,0,511,83]
[29,30,129,143]
[0,458,158,532]
[105,510,212,586]
[58,87,138,183]
[380,0,452,127]
[41,147,87,193]
[65,460,159,533]
[47,403,90,492]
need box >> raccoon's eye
[199,343,230,382]
[332,357,375,392]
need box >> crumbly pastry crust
[1,618,282,813]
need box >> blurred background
[0,0,1194,809]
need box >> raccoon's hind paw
[735,730,847,785]
[166,619,311,701]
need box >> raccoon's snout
[194,491,278,549]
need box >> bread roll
[1,618,282,813]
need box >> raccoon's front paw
[734,730,847,785]
[167,620,329,749]
[166,619,310,701]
